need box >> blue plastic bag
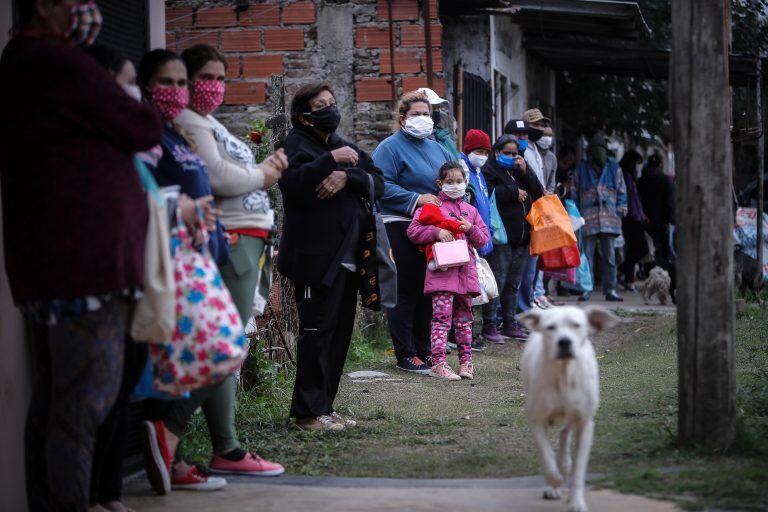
[132,358,190,402]
[562,248,593,293]
[490,190,508,245]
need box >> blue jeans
[584,233,618,294]
[517,254,538,313]
[533,271,546,299]
[482,244,529,328]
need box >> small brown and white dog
[641,266,671,305]
[518,306,617,512]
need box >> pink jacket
[407,192,491,296]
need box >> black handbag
[359,174,398,310]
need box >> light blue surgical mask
[497,154,516,168]
[517,139,529,152]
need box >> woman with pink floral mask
[173,44,288,478]
[137,49,286,496]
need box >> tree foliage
[556,0,767,139]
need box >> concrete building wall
[0,5,30,512]
[165,0,445,152]
[491,16,527,120]
[526,52,556,120]
[442,14,490,122]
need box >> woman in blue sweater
[372,90,452,373]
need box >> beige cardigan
[176,109,274,231]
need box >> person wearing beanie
[461,129,494,258]
[458,129,494,352]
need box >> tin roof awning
[440,0,651,40]
[440,0,762,86]
[523,35,761,86]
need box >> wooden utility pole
[671,0,736,449]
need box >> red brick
[225,56,241,79]
[225,81,267,105]
[355,26,390,48]
[356,78,394,102]
[177,31,220,51]
[400,24,441,47]
[243,54,284,77]
[166,7,193,30]
[165,32,177,51]
[282,1,316,24]
[197,6,236,28]
[239,3,281,26]
[379,49,421,74]
[221,31,262,52]
[264,28,305,51]
[402,75,445,97]
[377,0,419,21]
[421,49,442,72]
[429,0,439,19]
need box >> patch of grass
[179,306,768,510]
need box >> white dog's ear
[584,306,618,332]
[517,310,543,331]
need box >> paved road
[124,475,678,511]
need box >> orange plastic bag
[525,195,577,255]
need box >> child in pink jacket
[407,162,491,380]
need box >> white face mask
[442,182,467,199]
[123,84,142,102]
[537,136,553,150]
[402,115,434,139]
[468,152,488,169]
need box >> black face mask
[305,105,341,133]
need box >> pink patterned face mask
[191,80,226,116]
[151,86,189,122]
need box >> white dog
[518,306,617,512]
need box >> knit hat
[463,129,491,154]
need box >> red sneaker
[142,421,172,495]
[171,466,227,491]
[209,451,285,477]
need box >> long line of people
[2,3,672,510]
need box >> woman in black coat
[279,83,384,431]
[480,134,543,343]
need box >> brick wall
[164,0,444,151]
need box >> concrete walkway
[124,475,679,511]
[552,287,676,314]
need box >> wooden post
[423,0,434,89]
[387,0,397,102]
[671,0,736,449]
[757,58,764,268]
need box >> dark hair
[438,161,464,180]
[557,145,576,159]
[290,83,335,127]
[619,150,643,171]
[137,49,184,94]
[647,153,663,168]
[181,44,228,80]
[86,44,129,75]
[493,134,519,152]
[15,0,44,28]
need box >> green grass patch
[179,306,768,510]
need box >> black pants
[384,221,432,362]
[90,340,147,506]
[290,268,358,418]
[619,218,649,283]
